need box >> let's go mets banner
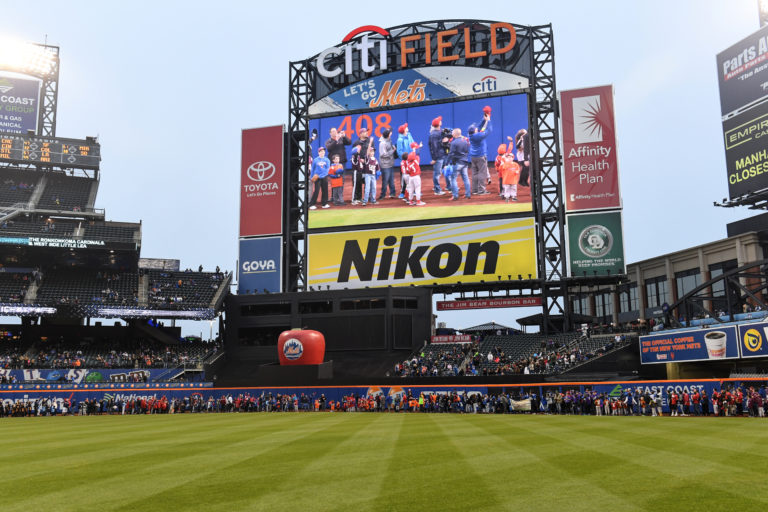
[308,218,537,289]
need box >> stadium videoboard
[308,93,531,230]
[296,22,541,291]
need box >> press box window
[393,298,418,309]
[240,303,291,316]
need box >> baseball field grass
[2,413,767,512]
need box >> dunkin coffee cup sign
[639,326,739,364]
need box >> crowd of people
[0,338,220,371]
[392,343,473,377]
[392,334,631,378]
[4,384,767,417]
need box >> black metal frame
[286,21,584,332]
[664,259,768,327]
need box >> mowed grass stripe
[0,414,297,484]
[246,413,404,512]
[110,413,373,512]
[3,414,768,512]
[501,416,768,511]
[373,414,500,512]
[2,414,351,512]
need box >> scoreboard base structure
[248,362,334,387]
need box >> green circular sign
[578,224,613,258]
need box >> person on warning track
[352,127,373,204]
[328,154,345,206]
[405,151,425,206]
[362,146,380,206]
[468,106,492,195]
[495,144,520,202]
[428,116,448,195]
[378,129,397,199]
[447,128,471,200]
[396,123,420,199]
[349,145,365,205]
[308,146,330,210]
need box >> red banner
[560,86,621,212]
[436,297,542,311]
[431,335,473,343]
[240,126,283,237]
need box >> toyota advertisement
[240,126,284,237]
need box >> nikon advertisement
[307,218,537,290]
[566,210,625,276]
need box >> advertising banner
[0,74,40,134]
[737,321,768,358]
[0,368,194,384]
[310,68,529,115]
[560,85,621,212]
[436,297,541,310]
[240,126,283,237]
[722,100,768,198]
[431,335,473,343]
[716,24,768,117]
[308,93,531,230]
[566,210,625,276]
[238,237,282,294]
[308,217,537,290]
[639,326,739,364]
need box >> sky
[1,0,762,334]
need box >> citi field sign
[315,23,518,78]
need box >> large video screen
[308,93,530,230]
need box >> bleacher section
[0,272,33,303]
[147,271,224,309]
[394,342,475,377]
[27,339,218,370]
[0,168,39,207]
[0,216,139,243]
[0,216,78,237]
[37,174,93,211]
[82,221,138,241]
[36,270,139,306]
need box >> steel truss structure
[665,259,768,327]
[286,21,610,333]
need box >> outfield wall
[0,378,765,413]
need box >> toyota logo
[247,161,276,182]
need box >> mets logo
[283,338,304,360]
[743,328,763,352]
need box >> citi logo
[473,75,497,93]
[247,161,277,182]
[242,260,277,273]
[317,25,390,78]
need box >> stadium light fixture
[0,37,58,77]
